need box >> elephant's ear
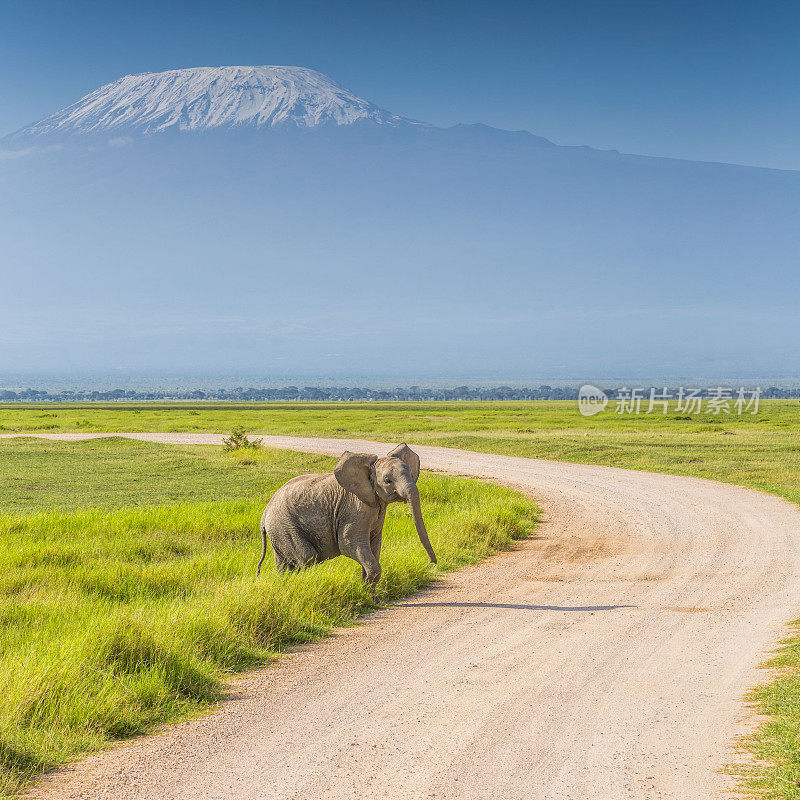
[334,452,379,506]
[387,443,420,483]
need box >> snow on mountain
[8,65,423,142]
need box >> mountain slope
[1,66,798,379]
[6,66,421,143]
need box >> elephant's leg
[273,551,311,572]
[339,524,382,591]
[359,556,382,602]
[370,528,383,561]
[273,552,289,572]
[271,527,320,571]
[289,535,321,568]
[354,544,381,588]
[361,532,383,585]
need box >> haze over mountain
[1,66,798,381]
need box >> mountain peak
[9,65,424,142]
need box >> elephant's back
[261,473,339,527]
[268,472,334,501]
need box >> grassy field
[3,400,800,797]
[2,400,798,504]
[0,436,539,798]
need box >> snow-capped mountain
[3,65,799,378]
[7,65,422,142]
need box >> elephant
[257,443,436,591]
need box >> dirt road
[10,433,800,799]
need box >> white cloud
[0,144,63,160]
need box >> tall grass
[0,443,538,798]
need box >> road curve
[9,432,800,799]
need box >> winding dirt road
[9,432,800,799]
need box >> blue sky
[1,0,798,170]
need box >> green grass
[0,437,539,798]
[3,400,800,797]
[734,622,800,799]
[0,436,332,514]
[2,400,798,502]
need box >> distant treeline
[2,385,800,402]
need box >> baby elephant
[257,443,437,589]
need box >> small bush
[222,426,263,452]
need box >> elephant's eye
[384,477,392,484]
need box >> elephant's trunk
[401,482,437,564]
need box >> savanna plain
[1,399,800,799]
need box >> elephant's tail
[257,524,268,576]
